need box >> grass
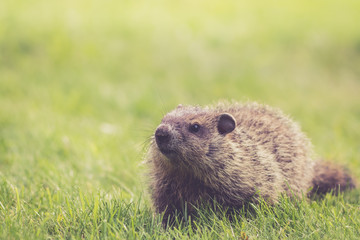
[1,0,360,239]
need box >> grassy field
[1,0,360,239]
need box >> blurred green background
[1,0,360,199]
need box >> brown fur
[310,161,356,196]
[146,102,356,225]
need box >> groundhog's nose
[155,126,171,147]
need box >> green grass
[1,0,360,239]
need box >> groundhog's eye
[189,123,201,133]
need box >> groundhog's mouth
[158,147,177,158]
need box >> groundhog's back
[219,102,315,197]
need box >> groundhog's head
[153,104,237,177]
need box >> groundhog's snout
[155,126,170,145]
[155,125,175,155]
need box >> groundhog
[146,102,355,225]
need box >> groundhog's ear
[217,113,236,135]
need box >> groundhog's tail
[309,161,356,196]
